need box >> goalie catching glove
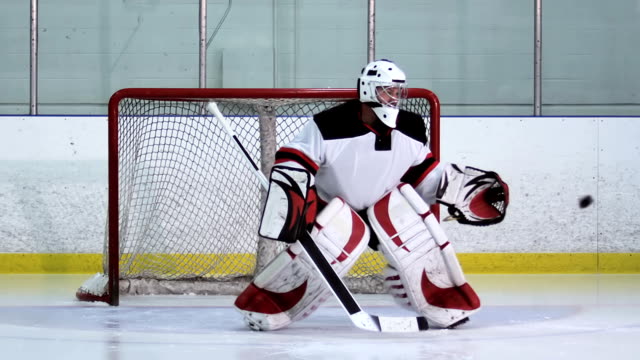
[436,164,509,226]
[259,164,317,243]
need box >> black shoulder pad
[395,110,428,145]
[313,100,369,140]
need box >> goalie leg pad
[234,197,370,331]
[367,184,480,328]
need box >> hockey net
[76,88,440,305]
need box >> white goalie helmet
[358,59,408,128]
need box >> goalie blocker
[258,163,318,243]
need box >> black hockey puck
[579,195,593,209]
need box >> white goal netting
[76,88,437,304]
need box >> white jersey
[275,100,443,211]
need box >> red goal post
[77,88,441,306]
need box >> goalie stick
[207,102,429,332]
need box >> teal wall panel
[0,0,638,115]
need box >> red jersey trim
[275,147,320,175]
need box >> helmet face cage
[358,59,407,128]
[374,82,408,109]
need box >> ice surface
[1,274,639,360]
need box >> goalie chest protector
[285,99,432,211]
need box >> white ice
[1,274,639,359]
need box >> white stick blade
[377,316,421,332]
[349,312,381,332]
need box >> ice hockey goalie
[233,59,509,330]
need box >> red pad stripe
[234,281,308,314]
[287,191,306,232]
[334,210,366,262]
[420,271,480,311]
[373,193,410,252]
